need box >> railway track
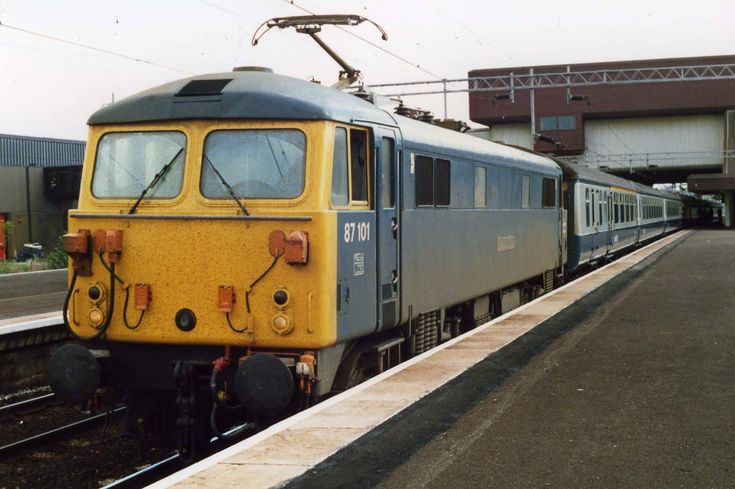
[0,392,55,416]
[0,404,126,459]
[101,421,257,488]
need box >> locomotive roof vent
[233,66,274,73]
[176,79,232,97]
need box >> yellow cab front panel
[68,120,337,349]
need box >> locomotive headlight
[271,314,292,335]
[88,307,105,327]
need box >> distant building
[468,54,735,224]
[0,133,84,259]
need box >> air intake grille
[176,79,232,97]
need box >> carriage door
[374,127,400,332]
[606,191,614,253]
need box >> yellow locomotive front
[63,120,336,350]
[48,70,394,454]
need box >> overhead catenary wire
[0,21,195,75]
[195,0,256,20]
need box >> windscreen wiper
[128,147,184,214]
[203,153,249,216]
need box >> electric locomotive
[48,66,689,454]
[49,68,569,452]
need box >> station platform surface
[156,229,734,489]
[0,269,66,321]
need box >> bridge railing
[560,150,735,171]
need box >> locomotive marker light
[88,307,105,327]
[271,313,292,335]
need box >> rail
[0,406,126,459]
[0,393,55,416]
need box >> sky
[0,0,733,141]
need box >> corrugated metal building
[0,133,85,259]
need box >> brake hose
[227,255,280,334]
[99,252,143,330]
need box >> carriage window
[331,128,349,206]
[381,137,395,209]
[542,177,555,208]
[591,190,596,225]
[415,155,434,206]
[585,188,590,227]
[474,166,487,208]
[521,175,530,209]
[93,131,186,199]
[614,198,619,223]
[415,155,451,207]
[201,129,305,199]
[435,158,451,206]
[350,129,368,202]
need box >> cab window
[201,129,306,199]
[350,130,368,202]
[331,126,370,207]
[331,128,349,206]
[92,131,186,199]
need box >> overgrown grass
[45,237,69,270]
[0,236,68,274]
[0,260,50,274]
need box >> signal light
[88,307,105,327]
[271,314,292,335]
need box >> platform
[153,229,735,489]
[0,269,66,321]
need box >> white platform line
[0,312,64,335]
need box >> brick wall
[469,55,735,155]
